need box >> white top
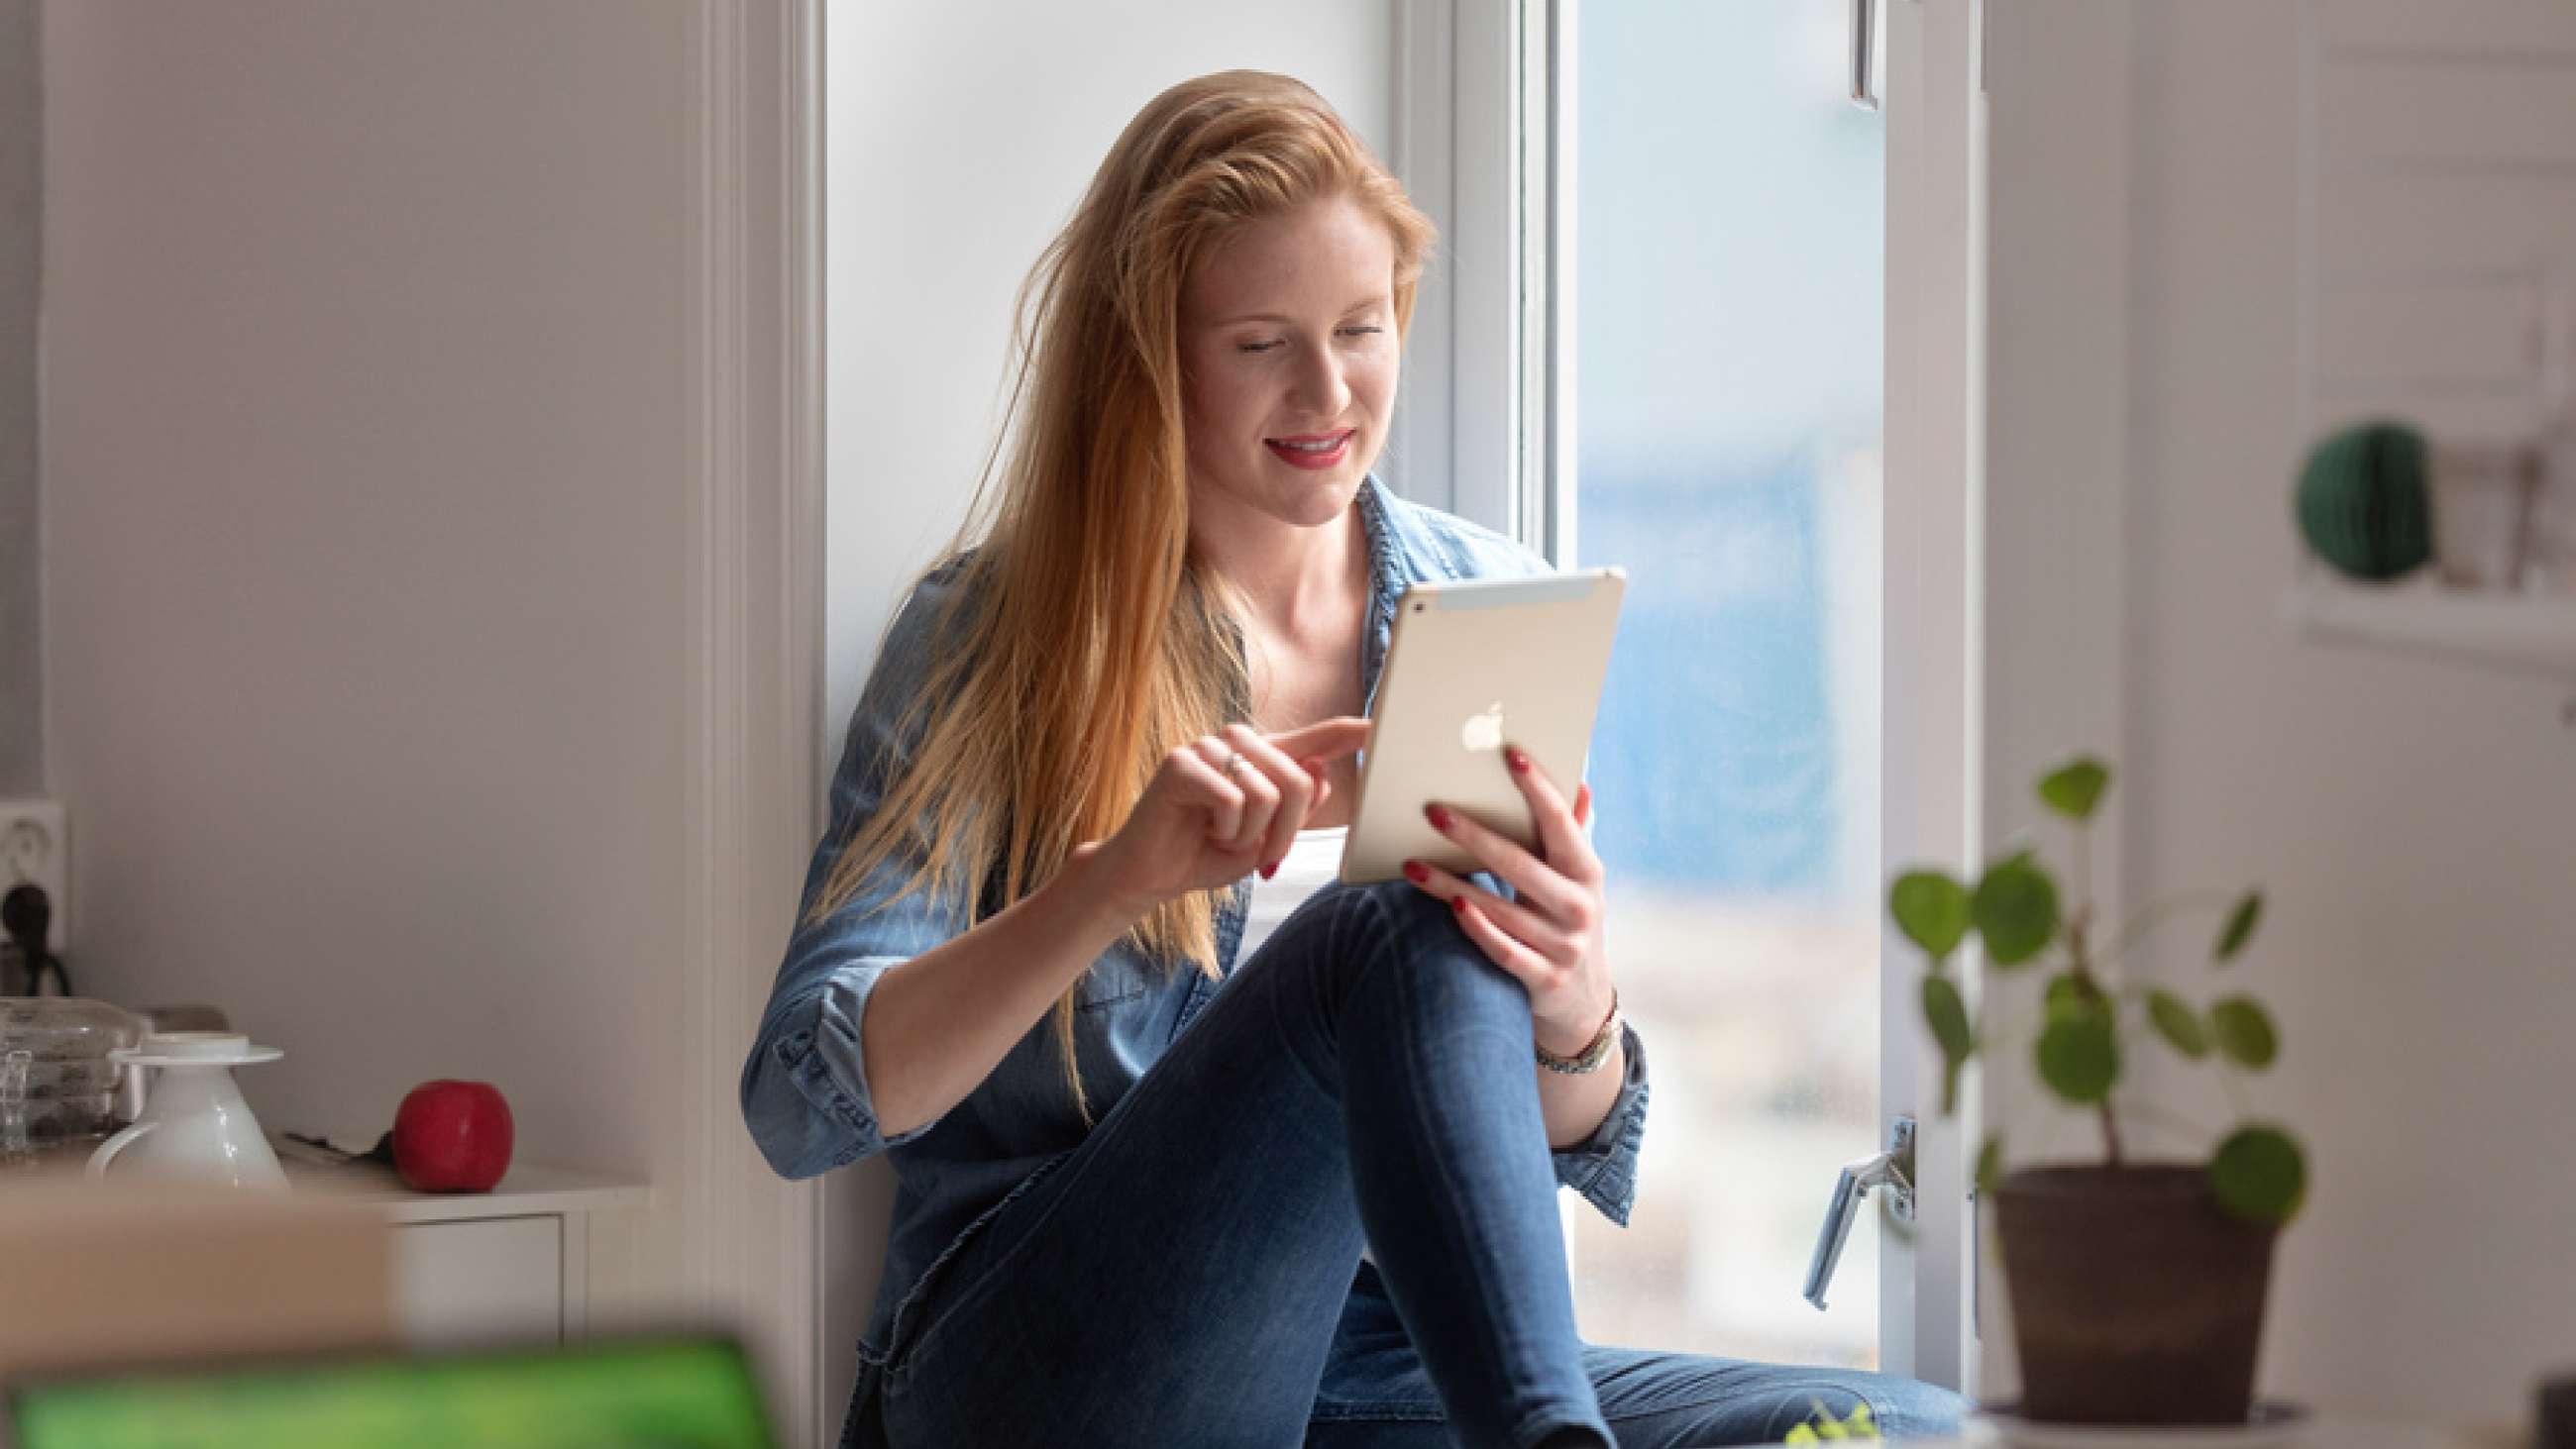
[1238,826,1349,962]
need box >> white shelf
[280,1158,651,1224]
[2283,576,2576,679]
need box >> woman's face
[1178,193,1400,531]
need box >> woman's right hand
[1073,717,1372,915]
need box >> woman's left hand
[1403,745,1615,1057]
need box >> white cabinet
[283,1160,648,1349]
[391,1216,566,1347]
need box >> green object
[2296,421,2433,580]
[2215,891,2263,962]
[9,1337,773,1449]
[1890,871,1971,960]
[2147,988,2211,1059]
[1923,975,1974,1113]
[1971,858,2059,968]
[2036,1009,2119,1103]
[1785,1400,1881,1445]
[2210,1124,2308,1224]
[1884,750,2309,1232]
[2037,758,2110,822]
[2209,995,2280,1069]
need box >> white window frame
[1398,0,1988,1391]
[1392,0,1565,558]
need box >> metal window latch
[1801,1116,1915,1310]
[1850,0,1879,110]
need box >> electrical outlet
[0,800,68,955]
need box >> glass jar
[0,997,144,1145]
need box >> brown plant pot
[1993,1164,2279,1425]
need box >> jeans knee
[1250,878,1528,1020]
[1864,1377,1968,1440]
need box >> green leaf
[1975,1134,2004,1197]
[1972,858,2061,968]
[2043,971,2088,1020]
[2038,758,2111,821]
[2209,1124,2308,1225]
[2216,891,2264,963]
[1890,871,1972,960]
[1922,976,1975,1116]
[2035,1010,2119,1103]
[2147,988,2210,1059]
[2209,995,2279,1069]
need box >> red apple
[391,1080,514,1192]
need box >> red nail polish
[1260,861,1278,880]
[1425,803,1452,831]
[1403,861,1429,884]
[1507,748,1530,774]
[1450,894,1469,915]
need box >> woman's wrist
[1533,988,1621,1071]
[1059,840,1161,932]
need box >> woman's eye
[1339,325,1385,338]
[1237,339,1283,355]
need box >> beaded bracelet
[1535,988,1622,1075]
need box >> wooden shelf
[2283,576,2576,680]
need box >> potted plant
[1889,755,2307,1425]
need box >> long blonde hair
[807,72,1436,1119]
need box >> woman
[744,70,1964,1449]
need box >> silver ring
[1223,751,1252,776]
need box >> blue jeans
[855,880,1965,1448]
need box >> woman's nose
[1291,341,1352,418]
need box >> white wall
[1,0,36,794]
[820,0,1397,1424]
[43,0,696,1310]
[1987,0,2576,1421]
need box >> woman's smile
[1264,429,1355,469]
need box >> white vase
[86,1032,288,1190]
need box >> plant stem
[2097,888,2238,974]
[2063,911,2124,1169]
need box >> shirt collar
[1355,473,1406,716]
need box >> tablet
[1339,568,1626,884]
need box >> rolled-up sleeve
[741,580,971,1180]
[1548,1022,1650,1226]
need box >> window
[1400,0,1983,1384]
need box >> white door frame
[1400,0,1990,1390]
[684,1,830,1445]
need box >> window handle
[1850,0,1879,111]
[1802,1116,1915,1310]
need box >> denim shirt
[741,474,1652,1365]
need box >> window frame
[1398,0,1988,1391]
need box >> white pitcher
[87,1032,288,1190]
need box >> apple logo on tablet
[1460,701,1506,754]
